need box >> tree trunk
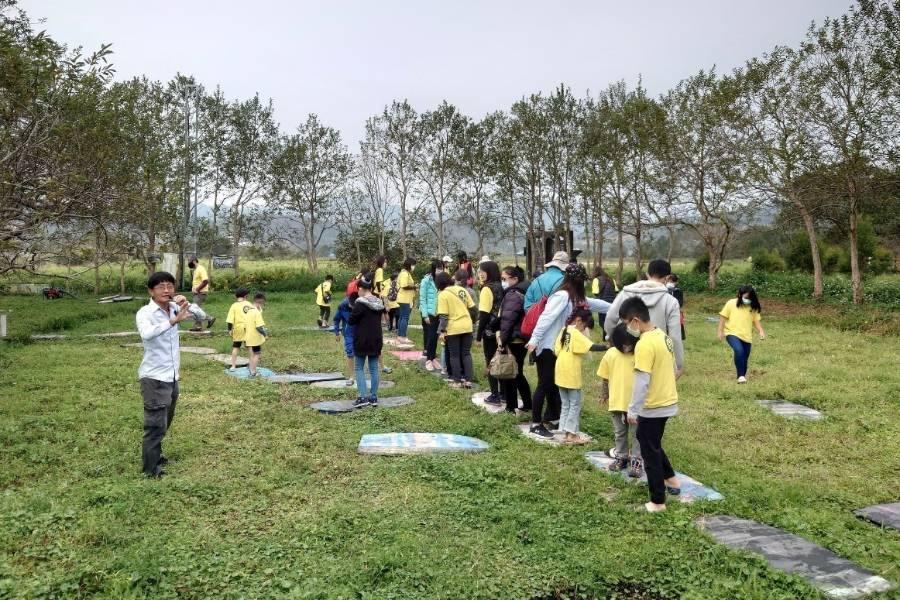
[707,246,719,290]
[616,212,624,283]
[848,206,862,305]
[120,260,127,295]
[595,202,605,268]
[232,208,241,278]
[93,227,102,296]
[796,203,823,299]
[666,225,675,264]
[305,221,318,273]
[633,222,643,277]
[400,181,409,259]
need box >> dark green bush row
[213,269,357,294]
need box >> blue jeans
[397,303,412,338]
[354,355,380,398]
[726,335,752,377]
[558,387,583,434]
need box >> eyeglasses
[152,283,175,290]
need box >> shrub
[692,254,710,274]
[751,249,786,273]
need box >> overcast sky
[23,0,851,148]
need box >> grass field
[1,292,898,599]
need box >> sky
[22,0,852,148]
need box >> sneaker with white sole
[344,379,355,387]
[737,376,747,384]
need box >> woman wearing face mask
[476,261,504,405]
[419,259,443,370]
[665,274,685,340]
[497,266,532,413]
[717,285,766,383]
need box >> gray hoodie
[603,280,684,370]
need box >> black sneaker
[368,396,379,406]
[156,456,169,467]
[206,316,216,329]
[607,458,629,472]
[529,424,554,438]
[628,458,644,479]
[484,394,503,405]
[353,397,370,408]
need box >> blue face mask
[742,298,752,306]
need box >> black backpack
[387,280,399,302]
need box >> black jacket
[595,276,617,304]
[476,281,503,341]
[498,281,529,345]
[349,295,385,356]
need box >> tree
[661,69,756,289]
[456,113,502,259]
[800,5,895,303]
[272,114,351,272]
[416,101,466,258]
[742,47,827,297]
[197,85,234,270]
[223,94,277,276]
[368,101,420,259]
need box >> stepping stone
[390,350,423,361]
[310,396,415,414]
[358,433,489,455]
[696,516,894,599]
[706,316,720,323]
[471,392,505,414]
[180,330,212,336]
[855,502,900,530]
[87,331,139,338]
[417,358,446,377]
[264,372,345,384]
[517,423,593,445]
[224,366,275,379]
[585,452,724,503]
[758,399,824,421]
[98,295,135,304]
[384,338,414,349]
[208,353,249,366]
[120,343,215,355]
[310,379,395,389]
[30,334,68,340]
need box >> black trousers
[446,333,473,382]
[141,378,179,476]
[318,305,331,324]
[532,348,560,423]
[636,416,676,504]
[482,335,500,397]
[423,316,440,360]
[501,343,532,412]
[388,308,398,330]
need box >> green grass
[1,294,898,599]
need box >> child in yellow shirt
[620,297,680,512]
[315,275,334,328]
[717,285,766,383]
[226,289,269,375]
[554,307,604,444]
[598,323,639,474]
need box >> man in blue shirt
[524,251,569,310]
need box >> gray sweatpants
[610,411,641,459]
[141,378,179,475]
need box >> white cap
[442,255,452,263]
[544,251,570,270]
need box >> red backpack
[519,276,561,338]
[345,276,359,298]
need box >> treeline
[2,0,898,303]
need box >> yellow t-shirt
[478,286,495,314]
[554,325,595,390]
[243,305,266,347]
[634,328,678,409]
[719,298,760,343]
[226,300,254,342]
[397,269,415,305]
[597,347,636,412]
[192,264,211,293]
[374,267,385,296]
[315,280,332,307]
[437,285,475,335]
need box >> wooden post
[0,313,7,338]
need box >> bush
[692,254,710,274]
[751,249,786,273]
[213,268,356,294]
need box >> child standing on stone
[598,323,640,475]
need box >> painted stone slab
[585,452,724,503]
[310,379,395,389]
[384,338,415,349]
[758,399,824,421]
[124,342,215,355]
[472,392,506,414]
[855,502,900,531]
[30,334,68,340]
[208,353,249,366]
[696,516,893,599]
[224,366,275,379]
[310,396,415,414]
[517,423,593,445]
[98,295,134,304]
[390,350,423,361]
[87,331,139,338]
[180,329,212,336]
[265,372,345,384]
[358,433,489,455]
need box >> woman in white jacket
[526,263,611,438]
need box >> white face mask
[435,269,443,276]
[666,283,675,290]
[742,297,752,306]
[626,320,642,338]
[501,280,510,290]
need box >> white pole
[0,313,6,338]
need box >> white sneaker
[229,366,237,372]
[737,376,747,384]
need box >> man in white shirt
[136,271,192,478]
